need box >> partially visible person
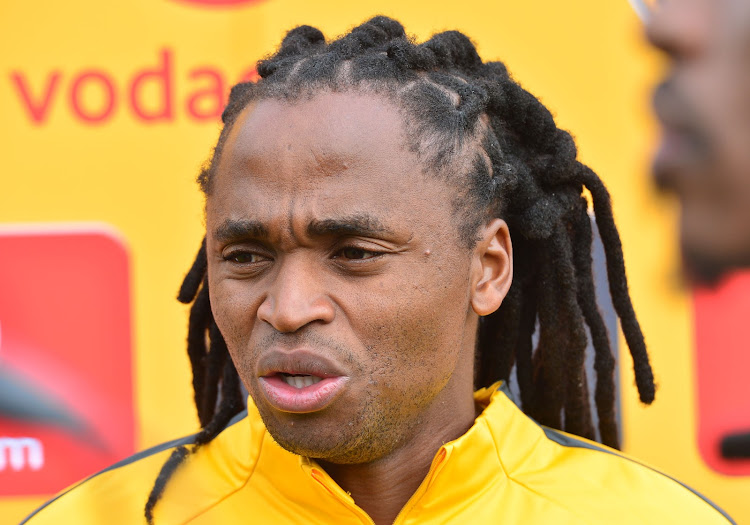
[648,0,750,282]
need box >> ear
[470,218,513,316]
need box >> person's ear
[470,218,513,316]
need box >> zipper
[309,466,376,525]
[391,447,449,524]
[306,445,450,525]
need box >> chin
[260,411,357,459]
[681,249,728,286]
[678,208,750,286]
[263,411,400,465]
[270,428,373,464]
[679,239,750,287]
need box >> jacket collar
[160,382,543,523]
[274,382,531,521]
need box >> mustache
[252,330,357,360]
[651,78,714,190]
[652,79,702,134]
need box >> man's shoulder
[482,388,734,524]
[530,425,734,524]
[21,410,251,525]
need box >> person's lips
[257,350,349,413]
[654,127,698,174]
[652,80,710,190]
[652,79,692,131]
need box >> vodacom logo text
[9,48,259,126]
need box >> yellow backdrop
[1,0,747,522]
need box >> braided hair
[145,16,655,522]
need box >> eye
[223,251,269,264]
[334,246,382,261]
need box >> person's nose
[256,256,336,333]
[645,0,712,59]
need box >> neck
[318,390,476,525]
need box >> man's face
[648,0,750,281]
[205,91,486,464]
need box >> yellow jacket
[22,384,734,524]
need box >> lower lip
[654,130,690,171]
[259,375,348,413]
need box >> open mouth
[259,372,348,413]
[256,350,350,413]
[279,373,324,389]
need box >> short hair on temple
[145,16,655,523]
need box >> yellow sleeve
[21,439,183,525]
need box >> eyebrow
[212,214,393,244]
[306,214,393,238]
[213,219,269,243]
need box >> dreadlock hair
[145,16,655,523]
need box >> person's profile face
[203,91,481,463]
[648,0,750,281]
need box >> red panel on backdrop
[694,271,750,476]
[0,227,135,496]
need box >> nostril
[257,291,335,333]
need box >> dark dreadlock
[145,16,655,523]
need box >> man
[648,0,750,283]
[647,0,750,483]
[24,17,732,524]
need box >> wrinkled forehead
[213,91,431,189]
[208,90,440,206]
[205,87,488,250]
[204,90,469,248]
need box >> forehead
[217,91,414,184]
[207,91,456,236]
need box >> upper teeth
[281,374,323,389]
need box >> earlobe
[470,218,513,316]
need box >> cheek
[698,57,750,161]
[362,309,464,416]
[208,279,258,351]
[352,262,471,389]
[208,280,267,394]
[720,99,750,185]
[699,114,750,217]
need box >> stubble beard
[255,390,420,465]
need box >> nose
[645,0,712,58]
[256,257,336,333]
